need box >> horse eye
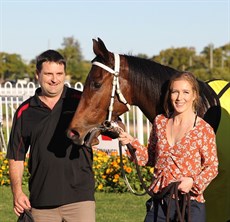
[92,82,101,89]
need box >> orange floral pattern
[130,114,219,203]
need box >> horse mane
[124,55,179,112]
[124,55,221,131]
[125,54,178,84]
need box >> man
[6,50,95,222]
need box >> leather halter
[92,53,130,122]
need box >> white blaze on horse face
[170,80,196,114]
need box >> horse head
[67,38,131,145]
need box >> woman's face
[170,79,196,114]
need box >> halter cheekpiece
[92,53,131,122]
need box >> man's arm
[9,159,31,216]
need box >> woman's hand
[178,177,194,194]
[118,131,134,146]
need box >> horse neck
[129,78,166,123]
[125,57,174,123]
[134,101,157,123]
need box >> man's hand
[13,191,31,216]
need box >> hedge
[0,150,153,193]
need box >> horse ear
[92,38,110,61]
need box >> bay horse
[67,38,229,222]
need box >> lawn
[0,186,149,222]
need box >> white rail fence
[0,82,151,153]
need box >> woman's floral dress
[130,114,219,203]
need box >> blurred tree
[151,43,230,81]
[58,36,90,83]
[0,52,27,83]
[136,53,149,59]
[219,43,230,69]
[27,59,37,82]
[152,47,196,71]
[1,41,229,84]
[199,43,230,81]
[201,44,213,69]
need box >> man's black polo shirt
[7,86,95,208]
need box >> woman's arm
[118,120,157,166]
[191,126,219,195]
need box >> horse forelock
[92,51,115,68]
[91,55,106,64]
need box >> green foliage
[152,43,230,81]
[0,152,30,186]
[0,52,28,83]
[0,39,229,84]
[0,150,153,195]
[193,68,212,81]
[58,36,90,83]
[93,150,153,193]
[153,47,196,71]
[0,152,10,186]
[26,59,36,82]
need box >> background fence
[0,81,151,153]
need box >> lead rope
[121,141,191,222]
[166,182,191,222]
[85,123,191,221]
[119,141,147,196]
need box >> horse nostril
[67,129,79,139]
[67,129,84,145]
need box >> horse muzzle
[67,129,85,145]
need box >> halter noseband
[92,53,131,122]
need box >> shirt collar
[30,85,68,107]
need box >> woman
[119,72,218,222]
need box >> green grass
[0,186,20,222]
[0,186,149,222]
[95,192,148,222]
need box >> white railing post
[136,107,144,144]
[0,81,150,151]
[74,82,84,91]
[5,99,10,142]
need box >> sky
[0,0,229,63]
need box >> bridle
[91,53,147,196]
[92,53,131,122]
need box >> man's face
[36,61,66,97]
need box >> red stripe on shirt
[17,103,29,119]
